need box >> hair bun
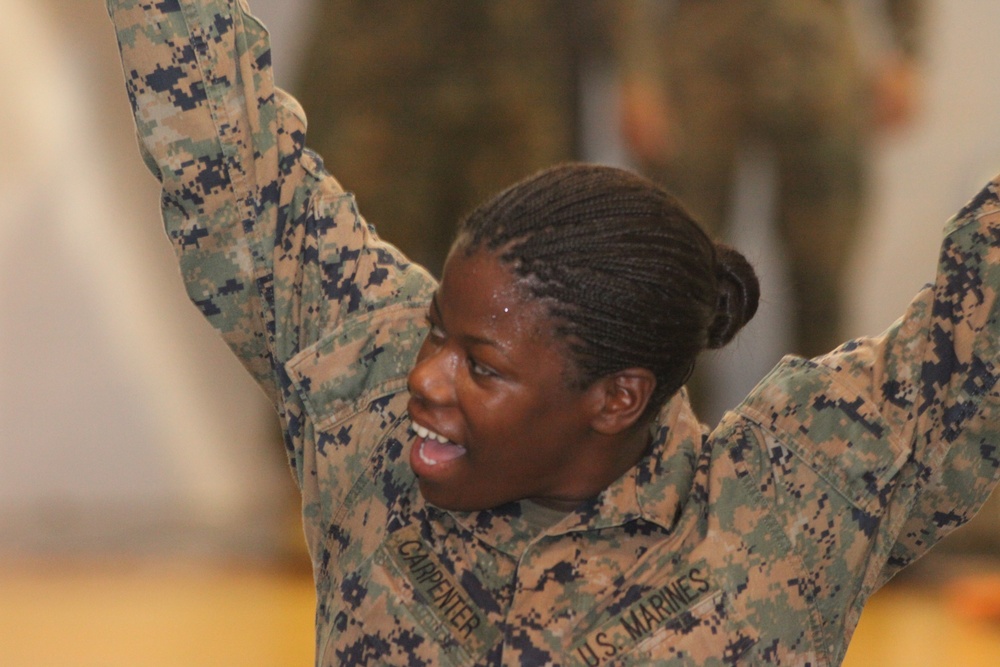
[706,243,760,349]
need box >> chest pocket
[738,357,908,512]
[286,303,427,429]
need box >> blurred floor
[0,558,315,667]
[843,571,1000,667]
[2,557,999,666]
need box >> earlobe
[589,368,656,435]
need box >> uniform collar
[446,392,704,557]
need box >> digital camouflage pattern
[622,0,923,358]
[108,0,999,664]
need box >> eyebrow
[431,293,509,356]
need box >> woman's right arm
[108,0,435,476]
[109,0,292,400]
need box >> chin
[417,479,500,513]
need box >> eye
[468,356,499,379]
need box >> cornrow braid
[454,163,759,412]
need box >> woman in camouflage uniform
[108,0,999,664]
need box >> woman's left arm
[872,177,1000,581]
[724,175,1000,660]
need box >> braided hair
[453,163,759,412]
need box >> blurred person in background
[293,1,619,277]
[620,0,924,360]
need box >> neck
[531,425,653,511]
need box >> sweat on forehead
[434,255,563,343]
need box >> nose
[407,342,457,407]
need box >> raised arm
[875,179,1000,581]
[109,0,287,400]
[108,0,436,483]
[737,175,1000,590]
[725,176,1000,660]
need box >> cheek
[458,383,527,436]
[464,387,562,444]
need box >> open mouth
[411,423,468,467]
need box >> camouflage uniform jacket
[109,1,1000,665]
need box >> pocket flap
[286,303,427,429]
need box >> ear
[588,368,657,436]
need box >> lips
[410,423,468,469]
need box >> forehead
[436,250,553,340]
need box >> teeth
[418,442,438,467]
[412,423,450,443]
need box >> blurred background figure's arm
[615,0,677,169]
[869,0,925,131]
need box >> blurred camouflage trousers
[294,1,615,277]
[643,0,882,358]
